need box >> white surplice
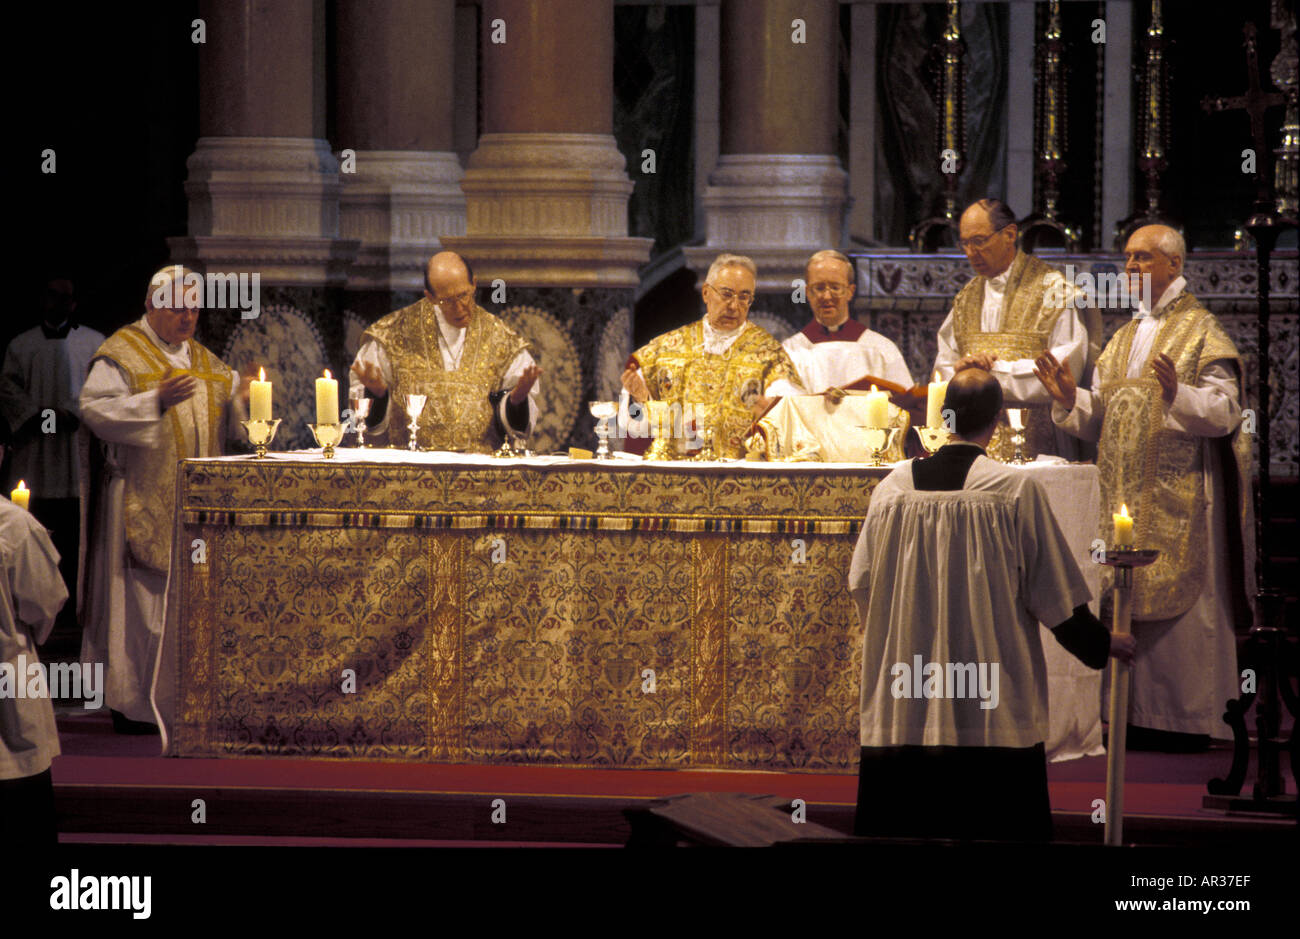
[0,497,68,779]
[782,325,913,393]
[0,323,104,498]
[78,317,242,724]
[350,305,539,439]
[848,448,1094,749]
[1052,276,1242,737]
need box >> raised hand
[158,368,197,409]
[350,360,388,397]
[621,363,651,403]
[1151,353,1178,405]
[509,364,542,405]
[1033,350,1076,411]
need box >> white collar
[702,317,747,343]
[434,304,467,346]
[987,266,1011,290]
[1135,275,1186,320]
[139,315,184,355]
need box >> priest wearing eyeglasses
[933,199,1088,460]
[621,253,804,458]
[782,250,913,394]
[349,252,542,453]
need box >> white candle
[250,366,272,422]
[1112,503,1134,547]
[315,369,339,425]
[866,384,890,430]
[927,371,949,429]
[10,480,29,510]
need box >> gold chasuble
[950,250,1071,460]
[90,326,231,572]
[363,299,529,453]
[1094,294,1253,621]
[632,320,801,459]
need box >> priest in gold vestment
[1036,225,1253,747]
[621,253,804,458]
[350,252,540,452]
[934,199,1088,460]
[79,265,248,730]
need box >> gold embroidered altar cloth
[158,451,884,771]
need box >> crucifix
[1201,22,1287,207]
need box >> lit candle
[250,366,272,422]
[315,369,339,425]
[866,384,890,430]
[1112,503,1134,547]
[927,371,949,429]
[10,480,29,510]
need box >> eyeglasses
[958,225,1012,251]
[434,287,475,310]
[808,282,851,296]
[708,285,755,307]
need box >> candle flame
[16,480,26,491]
[932,370,941,383]
[1119,503,1130,519]
[258,366,266,381]
[870,384,878,393]
[323,369,332,380]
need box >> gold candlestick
[308,422,344,459]
[1098,547,1159,846]
[241,418,282,459]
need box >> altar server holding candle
[78,265,250,733]
[1035,224,1254,751]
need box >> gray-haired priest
[79,265,249,733]
[621,253,804,458]
[349,252,541,453]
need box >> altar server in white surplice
[0,431,69,845]
[849,369,1134,841]
[782,250,913,393]
[78,266,248,733]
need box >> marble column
[442,0,652,448]
[169,0,356,287]
[683,0,848,299]
[442,0,651,287]
[335,0,465,293]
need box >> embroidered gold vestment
[363,299,530,453]
[950,250,1072,460]
[1094,293,1253,621]
[91,325,232,572]
[632,320,801,459]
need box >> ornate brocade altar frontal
[165,453,885,771]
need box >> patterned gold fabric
[632,321,802,459]
[91,326,231,571]
[363,299,529,453]
[168,459,882,769]
[1094,293,1253,621]
[951,251,1071,461]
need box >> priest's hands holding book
[1110,633,1137,664]
[1033,350,1076,411]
